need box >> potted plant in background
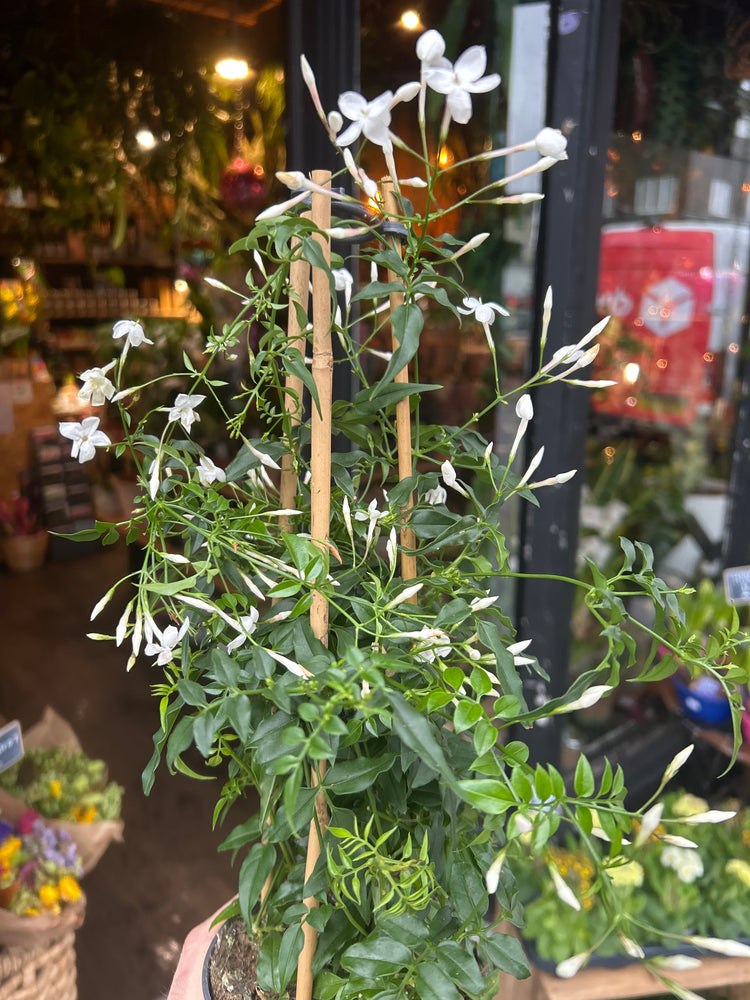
[0,487,48,573]
[61,30,750,1000]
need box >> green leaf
[453,701,483,734]
[257,931,282,993]
[325,754,397,794]
[341,936,412,979]
[436,941,486,995]
[277,923,304,992]
[388,692,457,791]
[176,679,207,707]
[573,754,595,797]
[192,710,218,757]
[456,779,515,814]
[415,963,462,1000]
[372,303,424,394]
[476,620,527,710]
[352,382,441,416]
[447,857,485,924]
[238,841,276,926]
[476,931,530,980]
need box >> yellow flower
[607,859,644,889]
[0,837,22,868]
[58,876,81,903]
[672,793,709,818]
[726,858,750,888]
[49,779,62,798]
[70,804,97,823]
[38,884,60,910]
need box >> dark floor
[0,541,240,1000]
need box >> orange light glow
[631,131,642,143]
[656,358,668,369]
[438,145,454,168]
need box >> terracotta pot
[2,531,48,572]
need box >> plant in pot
[0,488,48,572]
[62,30,750,1000]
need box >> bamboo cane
[296,170,333,1000]
[381,180,417,592]
[279,230,311,533]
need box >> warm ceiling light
[216,57,250,81]
[136,128,157,150]
[400,10,422,30]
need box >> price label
[0,721,23,774]
[723,565,750,606]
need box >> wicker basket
[0,931,77,1000]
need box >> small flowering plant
[63,29,750,1000]
[0,748,123,823]
[515,785,750,979]
[0,810,82,917]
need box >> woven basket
[0,931,77,1000]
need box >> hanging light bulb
[216,57,250,81]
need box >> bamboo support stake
[296,170,333,1000]
[279,232,310,533]
[382,180,417,591]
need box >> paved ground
[0,542,239,999]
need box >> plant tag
[723,565,750,606]
[0,721,23,774]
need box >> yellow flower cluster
[32,875,82,916]
[549,846,595,909]
[671,793,709,818]
[725,858,750,888]
[70,804,97,823]
[606,859,644,889]
[0,837,22,879]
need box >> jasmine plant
[63,29,750,1000]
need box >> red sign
[594,226,716,425]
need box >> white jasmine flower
[384,582,423,609]
[662,745,694,784]
[681,809,736,824]
[393,82,421,105]
[115,600,134,647]
[197,455,227,487]
[412,626,452,663]
[517,446,545,489]
[416,29,446,65]
[635,803,664,848]
[327,110,343,134]
[555,951,591,978]
[534,127,568,160]
[337,90,394,149]
[553,684,613,715]
[59,416,111,463]
[485,848,507,894]
[342,148,379,200]
[425,484,447,505]
[386,527,398,572]
[457,296,509,326]
[516,394,534,422]
[355,495,388,553]
[226,608,260,653]
[144,616,190,667]
[148,455,161,500]
[78,361,116,406]
[112,319,153,348]
[166,393,206,434]
[90,588,115,620]
[548,863,580,910]
[256,190,309,221]
[441,459,469,498]
[660,845,704,883]
[423,45,500,125]
[470,594,499,612]
[333,267,354,306]
[265,648,312,679]
[686,937,750,958]
[509,393,533,463]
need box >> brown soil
[208,918,295,1000]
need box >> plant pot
[1,532,48,572]
[672,672,731,726]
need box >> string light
[400,10,422,30]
